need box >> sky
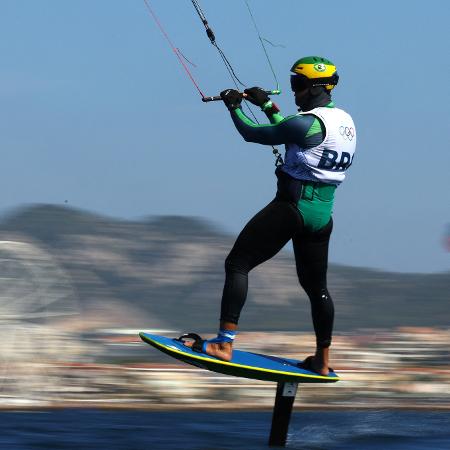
[0,0,449,273]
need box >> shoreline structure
[1,328,449,410]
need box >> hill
[0,204,448,332]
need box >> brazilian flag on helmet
[290,56,339,92]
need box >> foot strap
[175,333,207,353]
[175,330,237,354]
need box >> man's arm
[230,107,317,146]
[261,100,284,124]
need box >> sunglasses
[290,75,310,92]
[290,73,339,92]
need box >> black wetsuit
[220,197,334,349]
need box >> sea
[0,410,449,450]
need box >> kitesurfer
[186,57,356,376]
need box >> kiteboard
[139,332,339,383]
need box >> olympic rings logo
[339,126,355,141]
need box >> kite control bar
[202,89,281,103]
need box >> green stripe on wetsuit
[232,104,336,232]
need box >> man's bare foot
[184,340,233,361]
[205,341,233,361]
[303,355,329,376]
[184,322,237,361]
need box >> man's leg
[208,200,302,360]
[293,219,334,375]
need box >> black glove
[243,87,270,108]
[220,89,242,111]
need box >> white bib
[283,107,357,185]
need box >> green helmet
[290,56,339,91]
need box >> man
[186,56,356,376]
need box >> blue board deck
[139,332,339,383]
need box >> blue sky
[1,0,449,273]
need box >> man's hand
[220,89,242,111]
[243,87,270,108]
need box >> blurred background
[0,205,448,410]
[0,0,449,417]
